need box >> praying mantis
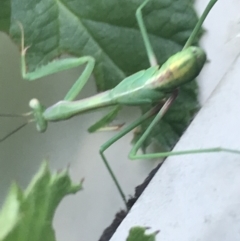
[1,0,240,209]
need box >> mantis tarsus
[1,0,240,208]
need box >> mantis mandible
[1,0,240,208]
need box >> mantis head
[0,99,48,143]
[0,99,48,142]
[29,99,48,133]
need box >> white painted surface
[196,0,240,104]
[0,0,239,241]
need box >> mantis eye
[29,98,41,110]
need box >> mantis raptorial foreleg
[20,23,122,131]
[19,23,95,102]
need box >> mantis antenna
[0,112,33,142]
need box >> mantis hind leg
[183,0,218,49]
[18,22,95,101]
[128,91,240,161]
[99,104,163,208]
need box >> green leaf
[0,0,200,150]
[0,161,82,241]
[0,0,11,32]
[126,227,159,241]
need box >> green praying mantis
[1,0,240,208]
